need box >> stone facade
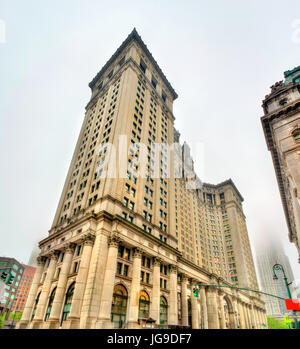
[261,67,300,262]
[17,29,266,329]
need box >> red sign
[285,299,300,311]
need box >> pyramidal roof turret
[89,28,178,100]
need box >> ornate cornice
[88,28,178,100]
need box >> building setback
[18,29,266,329]
[261,67,300,262]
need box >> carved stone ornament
[181,273,189,282]
[83,233,96,246]
[65,242,77,254]
[153,257,163,266]
[133,248,143,258]
[37,256,46,266]
[108,233,121,248]
[49,250,60,261]
[169,264,178,274]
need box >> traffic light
[193,287,199,297]
[7,274,15,285]
[0,271,8,282]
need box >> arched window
[60,282,75,326]
[111,284,128,328]
[160,296,168,325]
[138,290,150,318]
[45,287,56,321]
[31,292,41,321]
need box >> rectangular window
[117,262,122,275]
[123,265,129,277]
[140,59,147,74]
[151,76,157,89]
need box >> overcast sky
[1,1,300,281]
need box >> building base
[62,317,81,329]
[95,318,114,329]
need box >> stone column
[150,257,161,324]
[47,243,76,328]
[96,233,120,328]
[247,304,254,329]
[241,303,248,328]
[232,296,239,329]
[252,305,258,329]
[218,291,226,329]
[17,256,45,328]
[199,286,208,329]
[248,304,255,329]
[262,309,267,329]
[80,229,110,329]
[127,248,142,329]
[238,301,246,329]
[66,233,95,329]
[32,251,59,327]
[181,274,189,326]
[206,287,219,329]
[244,304,250,329]
[191,280,199,329]
[168,265,178,326]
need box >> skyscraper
[256,238,295,315]
[261,67,300,262]
[18,29,266,329]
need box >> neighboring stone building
[261,67,300,262]
[256,238,295,315]
[18,29,266,330]
[12,264,36,312]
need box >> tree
[267,316,291,329]
[0,313,7,329]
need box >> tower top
[89,28,178,100]
[284,65,300,85]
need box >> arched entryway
[45,287,56,321]
[111,284,128,328]
[160,296,168,325]
[60,282,75,326]
[138,290,150,319]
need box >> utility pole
[273,263,299,329]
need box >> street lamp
[272,263,299,329]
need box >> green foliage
[267,316,291,329]
[15,311,23,321]
[0,313,6,329]
[8,311,23,322]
